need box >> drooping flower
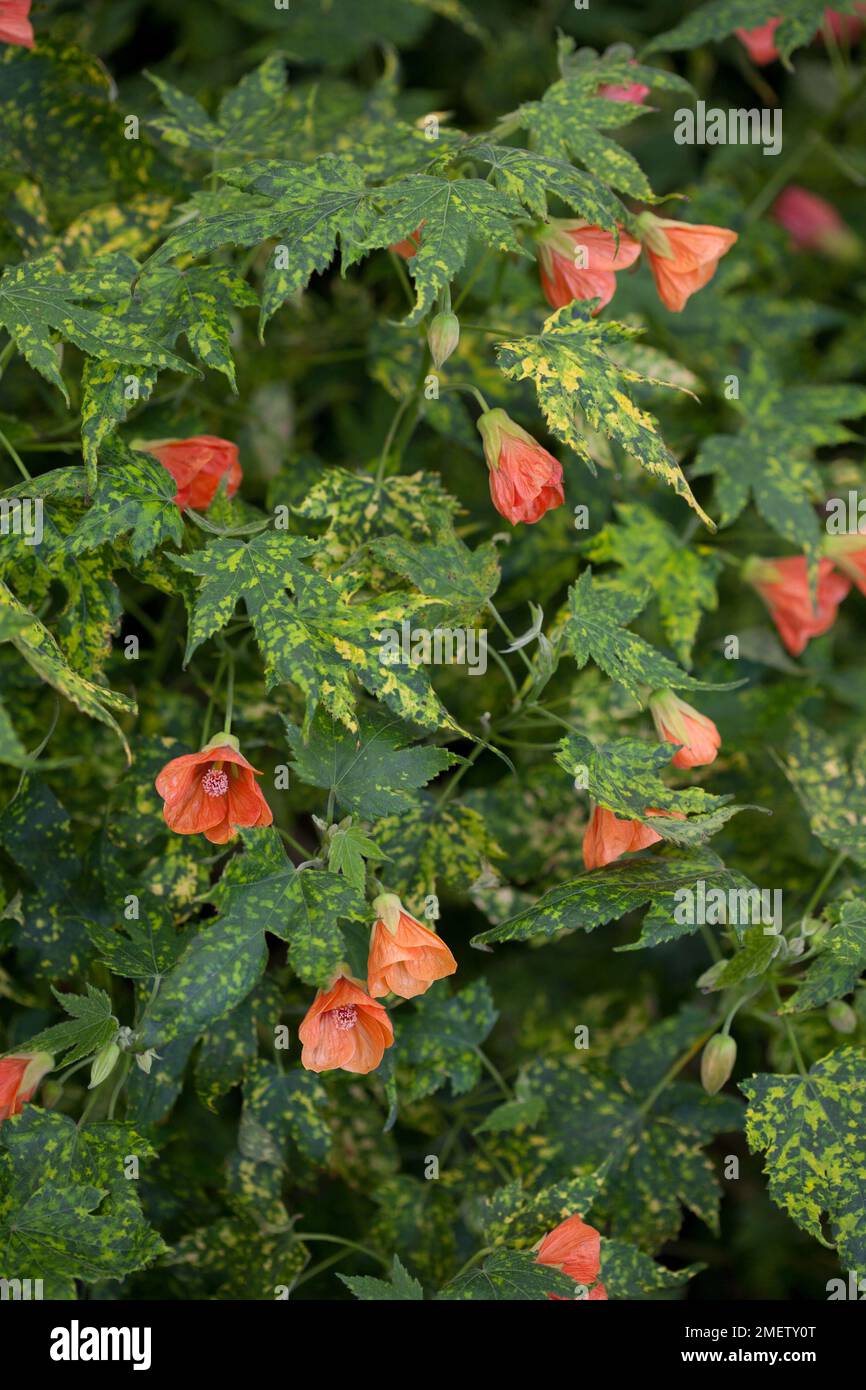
[367,892,457,999]
[0,1051,53,1123]
[824,533,866,594]
[536,220,641,313]
[583,805,662,870]
[535,1213,608,1300]
[476,407,564,525]
[649,690,721,769]
[735,19,782,64]
[390,223,424,259]
[636,213,738,313]
[155,735,273,844]
[0,0,34,48]
[299,974,394,1074]
[772,186,859,259]
[598,58,650,103]
[744,555,851,656]
[139,435,242,511]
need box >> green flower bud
[700,1033,737,1095]
[427,311,460,368]
[827,1000,858,1034]
[89,1042,121,1090]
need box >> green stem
[450,1245,495,1281]
[800,849,846,923]
[474,1046,513,1101]
[223,655,235,735]
[293,1233,390,1270]
[0,426,32,482]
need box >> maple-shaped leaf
[357,173,527,324]
[599,1239,701,1299]
[555,731,758,845]
[326,818,388,892]
[173,531,453,733]
[0,252,190,402]
[0,582,135,758]
[455,139,623,227]
[241,1060,331,1165]
[132,263,257,387]
[292,466,459,565]
[495,303,712,527]
[17,982,117,1068]
[285,708,456,818]
[559,569,737,705]
[502,42,691,199]
[395,978,497,1102]
[741,1047,866,1271]
[373,794,504,901]
[370,525,500,624]
[146,154,389,331]
[63,438,184,562]
[692,358,866,568]
[780,722,866,867]
[147,55,292,158]
[437,1249,574,1301]
[646,0,863,65]
[340,1254,424,1301]
[584,502,723,666]
[471,844,756,950]
[781,902,866,1014]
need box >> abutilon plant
[0,0,865,1314]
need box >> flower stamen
[201,766,229,798]
[333,1003,358,1031]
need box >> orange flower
[477,407,564,525]
[825,534,866,594]
[650,690,721,769]
[0,1051,53,1123]
[155,735,273,844]
[390,223,424,259]
[536,1213,607,1299]
[367,893,457,999]
[636,213,738,313]
[0,0,34,48]
[536,221,641,313]
[598,60,650,104]
[735,19,782,64]
[744,555,851,656]
[583,805,663,870]
[139,435,242,511]
[299,974,394,1074]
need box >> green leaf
[584,503,722,666]
[437,1249,574,1300]
[241,1060,331,1165]
[373,794,503,899]
[496,304,712,527]
[65,438,185,562]
[646,0,860,65]
[16,983,117,1067]
[285,708,455,818]
[781,722,866,867]
[327,819,388,892]
[293,466,459,565]
[463,140,623,226]
[600,1238,702,1299]
[396,978,497,1101]
[781,902,866,1014]
[740,1046,866,1271]
[370,524,500,624]
[560,569,737,705]
[87,900,181,981]
[173,531,452,733]
[0,582,135,758]
[340,1253,424,1301]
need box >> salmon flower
[155,734,273,844]
[139,435,242,511]
[772,187,859,260]
[735,19,782,64]
[390,223,424,259]
[744,555,851,656]
[367,892,457,999]
[598,59,650,103]
[650,690,721,769]
[0,1051,53,1123]
[535,1213,608,1300]
[536,220,641,313]
[477,407,564,525]
[0,0,34,47]
[635,213,737,312]
[299,974,394,1074]
[583,805,663,870]
[824,534,866,594]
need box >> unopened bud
[372,891,403,934]
[89,1042,120,1089]
[427,311,460,368]
[700,1033,737,1095]
[827,1000,858,1034]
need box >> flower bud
[700,1033,737,1095]
[827,1000,858,1034]
[427,311,460,368]
[371,891,403,935]
[89,1042,120,1090]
